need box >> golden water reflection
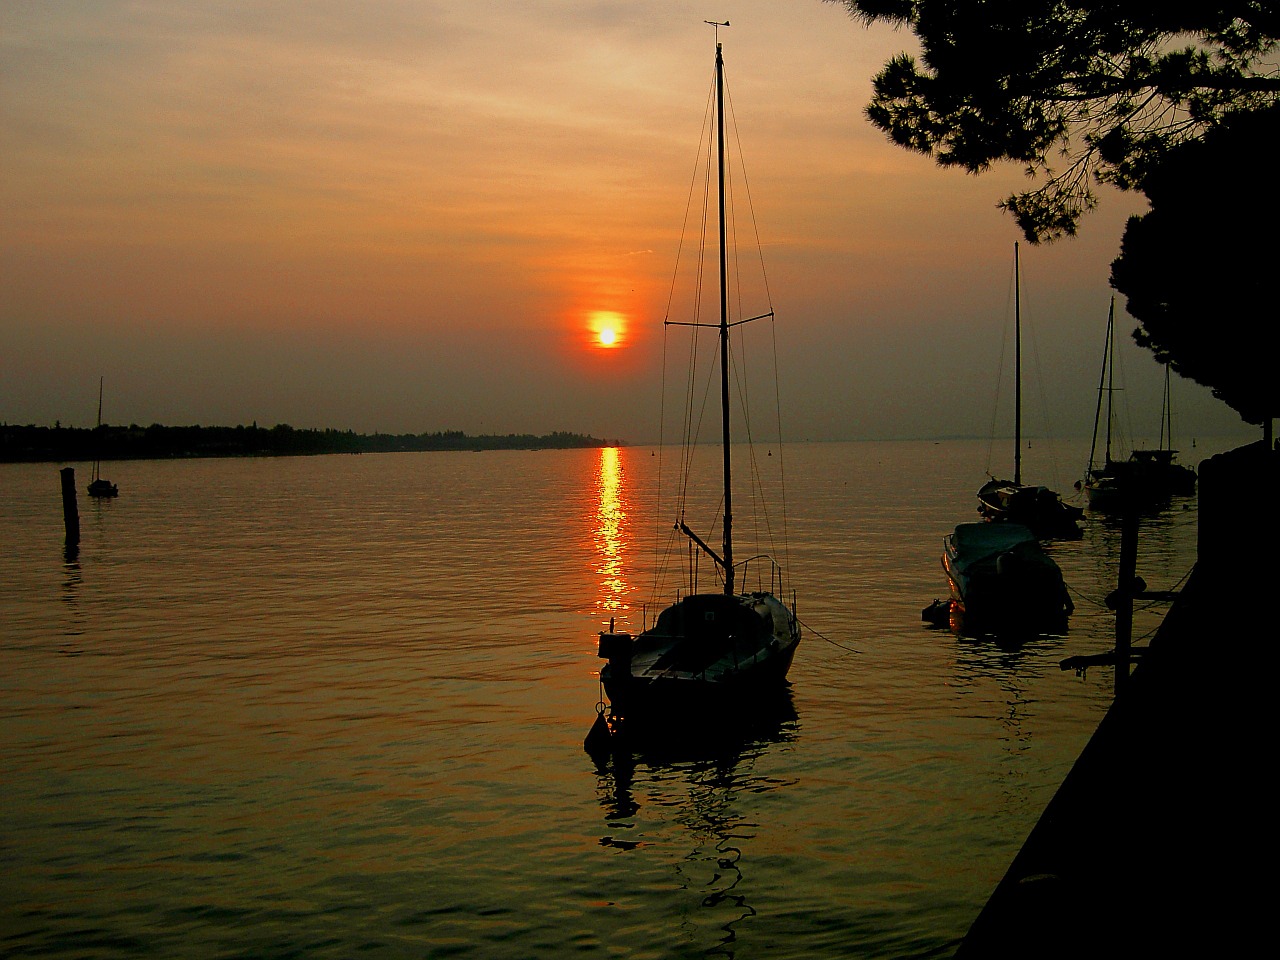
[594,446,630,620]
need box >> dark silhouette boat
[588,31,800,752]
[977,243,1082,538]
[942,521,1072,637]
[1081,305,1196,510]
[87,377,118,498]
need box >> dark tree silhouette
[1110,106,1278,427]
[830,1,1280,241]
[831,1,1278,428]
[0,425,620,462]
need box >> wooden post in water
[60,467,80,548]
[1113,495,1139,695]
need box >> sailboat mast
[1104,297,1115,464]
[1087,298,1113,478]
[1013,242,1021,487]
[715,40,734,596]
[1161,364,1172,450]
[94,376,104,484]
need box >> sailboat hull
[598,591,800,721]
[87,478,118,498]
[977,478,1083,538]
[1084,452,1196,511]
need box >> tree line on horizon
[0,423,624,463]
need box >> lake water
[1,439,1216,958]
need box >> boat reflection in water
[592,685,798,770]
[593,687,799,956]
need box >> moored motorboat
[942,521,1072,638]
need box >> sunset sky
[1,1,1255,445]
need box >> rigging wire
[723,61,793,578]
[649,44,795,603]
[1022,280,1072,496]
[1114,314,1135,462]
[983,258,1015,478]
[654,67,719,606]
[983,248,1080,498]
[723,63,789,587]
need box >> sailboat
[1080,297,1125,508]
[976,242,1082,538]
[589,32,800,747]
[1138,365,1197,496]
[1081,302,1196,510]
[87,377,118,498]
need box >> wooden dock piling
[1113,497,1139,694]
[60,467,80,547]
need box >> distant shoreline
[0,423,625,463]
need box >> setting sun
[589,310,625,349]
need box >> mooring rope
[798,616,860,655]
[1065,561,1195,612]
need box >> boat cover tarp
[646,593,770,674]
[949,522,1037,564]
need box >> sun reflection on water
[593,446,630,620]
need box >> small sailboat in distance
[1085,300,1192,512]
[1138,364,1197,497]
[87,377,118,498]
[976,242,1081,538]
[588,29,800,753]
[1081,301,1196,510]
[1080,297,1125,508]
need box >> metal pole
[1115,496,1138,695]
[1013,242,1022,487]
[716,41,734,595]
[1104,298,1115,464]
